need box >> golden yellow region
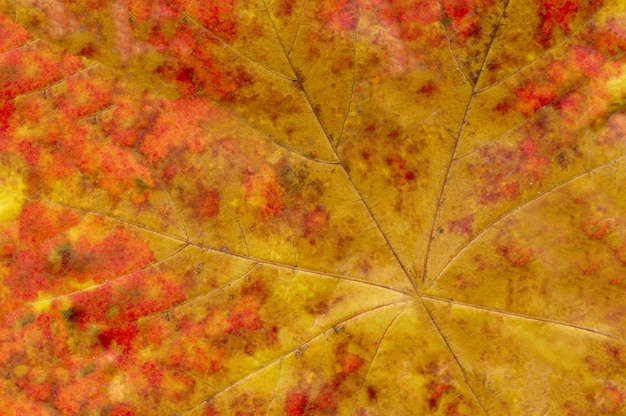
[0,165,25,222]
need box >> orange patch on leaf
[336,344,364,377]
[582,217,614,239]
[244,167,285,217]
[188,0,237,42]
[285,391,308,416]
[227,295,263,333]
[514,83,557,117]
[195,188,221,218]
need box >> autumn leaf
[1,0,626,414]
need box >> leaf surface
[1,0,625,415]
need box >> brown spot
[419,81,437,96]
[496,101,511,114]
[367,386,377,401]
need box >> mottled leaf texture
[1,0,626,414]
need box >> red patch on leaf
[419,81,437,96]
[537,0,578,45]
[429,382,453,408]
[518,138,537,156]
[189,0,237,42]
[18,202,81,245]
[0,100,16,135]
[244,167,285,217]
[502,182,520,200]
[262,182,284,216]
[16,139,40,165]
[196,188,221,218]
[109,403,135,416]
[98,323,139,350]
[319,0,357,31]
[277,0,296,16]
[518,141,549,180]
[385,154,419,185]
[442,0,479,40]
[336,344,364,377]
[285,391,308,416]
[227,295,263,333]
[495,101,511,114]
[514,83,557,117]
[571,45,604,78]
[589,18,626,55]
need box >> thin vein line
[422,0,512,286]
[349,307,406,414]
[29,244,188,308]
[182,301,407,414]
[335,8,359,148]
[419,298,489,414]
[422,294,622,341]
[0,38,38,55]
[183,14,295,82]
[135,262,260,322]
[195,90,340,165]
[288,0,308,56]
[426,153,626,289]
[264,0,420,293]
[436,0,474,87]
[474,6,604,94]
[19,195,412,296]
[263,359,283,416]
